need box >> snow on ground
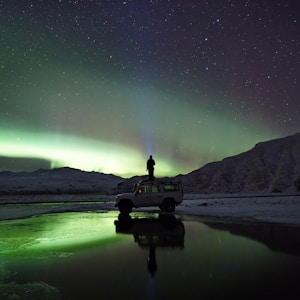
[1,168,299,226]
[177,194,300,226]
[0,193,299,226]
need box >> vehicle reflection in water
[2,211,300,299]
[114,213,185,277]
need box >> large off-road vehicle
[115,179,183,213]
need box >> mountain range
[0,132,299,195]
[178,132,300,194]
[0,167,123,195]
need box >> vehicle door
[135,184,151,207]
[150,183,163,205]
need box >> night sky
[0,0,299,177]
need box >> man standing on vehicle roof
[147,155,155,181]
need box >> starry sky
[0,0,299,177]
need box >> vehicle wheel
[161,199,175,213]
[119,202,132,214]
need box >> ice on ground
[0,193,299,227]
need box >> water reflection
[205,221,300,256]
[1,211,300,300]
[114,213,185,277]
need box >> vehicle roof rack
[138,178,181,185]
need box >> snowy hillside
[0,167,123,195]
[179,132,300,193]
[1,133,299,195]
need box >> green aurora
[1,1,298,177]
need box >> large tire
[161,198,175,213]
[118,201,132,214]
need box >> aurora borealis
[0,1,299,177]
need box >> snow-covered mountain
[178,132,300,194]
[1,133,299,195]
[0,167,123,195]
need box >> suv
[115,179,183,214]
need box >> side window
[163,184,179,192]
[151,185,160,193]
[137,185,148,194]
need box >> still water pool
[0,211,300,300]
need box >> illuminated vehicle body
[115,179,183,214]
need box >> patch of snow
[176,194,300,226]
[1,193,299,227]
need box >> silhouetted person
[147,155,155,181]
[147,244,157,277]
